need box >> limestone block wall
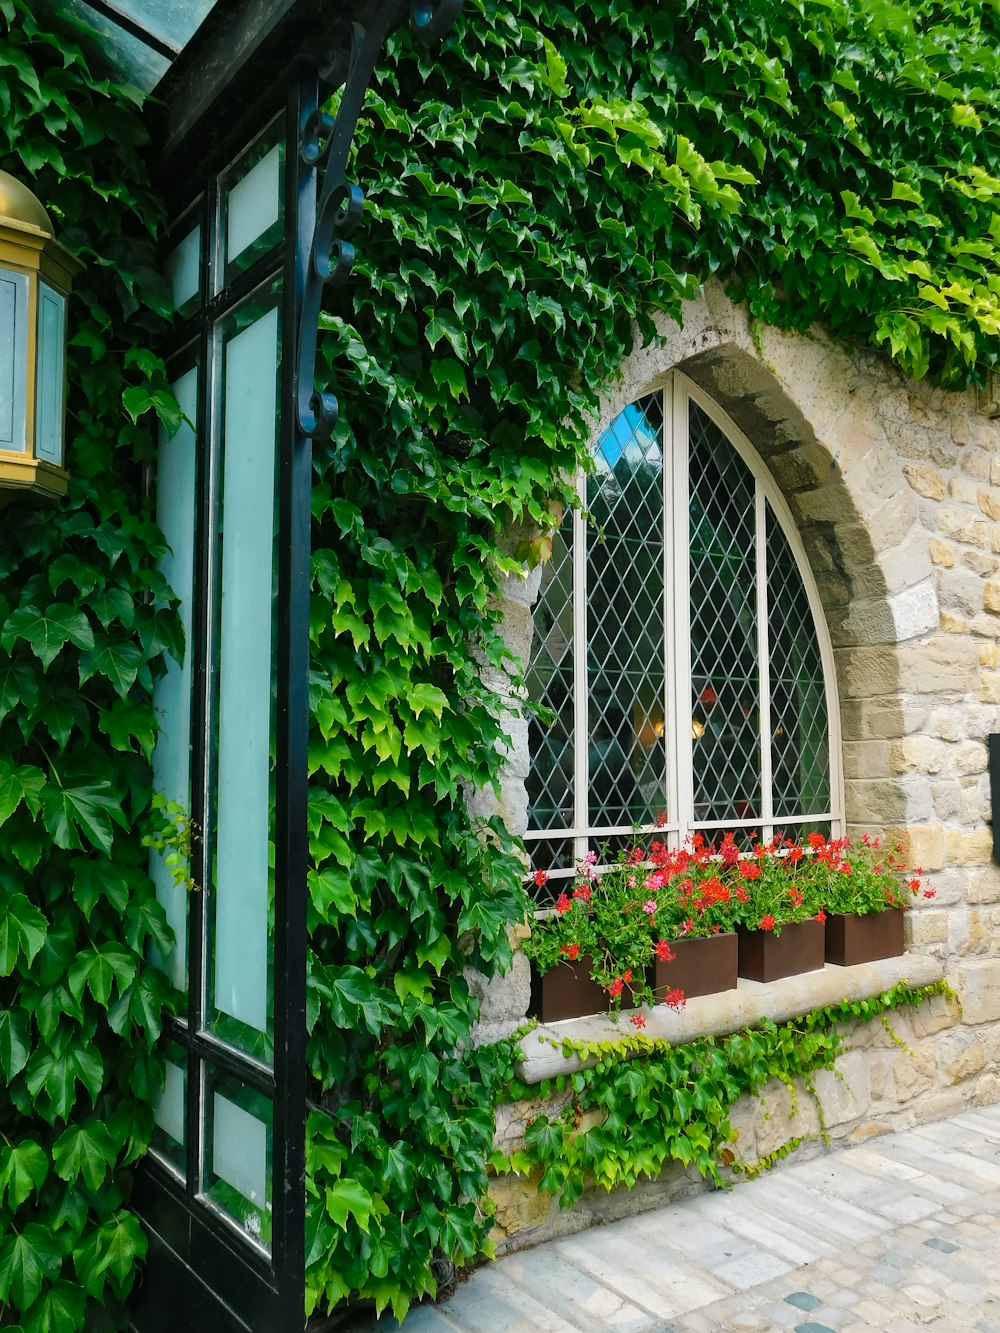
[475,282,1000,1044]
[488,981,1000,1253]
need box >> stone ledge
[516,951,945,1084]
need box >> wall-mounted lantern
[0,170,81,499]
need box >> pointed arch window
[525,373,843,894]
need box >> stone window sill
[516,950,945,1086]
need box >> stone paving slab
[352,1109,1000,1331]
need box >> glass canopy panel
[688,401,761,824]
[31,0,220,91]
[108,0,217,50]
[57,1,170,89]
[586,395,667,830]
[766,504,831,818]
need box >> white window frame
[524,371,844,879]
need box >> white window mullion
[755,483,774,843]
[672,379,695,846]
[660,381,680,849]
[573,471,589,864]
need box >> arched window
[524,373,843,895]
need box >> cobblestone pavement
[356,1106,1000,1332]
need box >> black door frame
[131,3,463,1329]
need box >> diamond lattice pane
[526,512,576,831]
[586,396,668,828]
[688,401,761,822]
[766,504,831,817]
[525,836,576,901]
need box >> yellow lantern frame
[0,171,82,498]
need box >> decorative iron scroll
[295,0,462,438]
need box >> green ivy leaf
[0,1223,62,1310]
[68,943,138,1007]
[42,780,127,855]
[52,1120,117,1190]
[1,605,94,669]
[78,639,143,696]
[324,1179,375,1233]
[73,1212,147,1299]
[25,1039,104,1118]
[0,893,48,975]
[0,1139,48,1208]
[21,1280,87,1333]
[0,757,46,824]
[0,1005,30,1079]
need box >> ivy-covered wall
[6,0,1000,1329]
[0,4,178,1330]
[303,0,1000,1321]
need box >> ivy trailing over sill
[489,980,957,1211]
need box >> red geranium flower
[555,893,572,914]
[533,868,549,887]
[815,909,826,923]
[759,914,776,931]
[560,942,580,961]
[923,889,936,899]
[607,977,625,998]
[663,987,685,1010]
[630,1012,646,1029]
[653,939,676,963]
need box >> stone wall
[470,282,1000,1250]
[474,281,1000,1044]
[488,977,1000,1253]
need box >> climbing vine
[0,4,176,1330]
[303,0,1000,1321]
[3,0,1000,1330]
[492,982,957,1207]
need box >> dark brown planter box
[651,932,738,1001]
[531,957,609,1022]
[825,907,905,966]
[737,918,826,983]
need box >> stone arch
[474,283,1000,1040]
[595,283,943,838]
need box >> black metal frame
[132,2,463,1328]
[133,83,312,1333]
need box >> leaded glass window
[524,374,842,897]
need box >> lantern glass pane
[35,283,66,466]
[0,269,29,453]
[207,290,279,1059]
[151,364,198,996]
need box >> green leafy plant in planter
[524,849,689,1022]
[799,832,928,914]
[719,832,826,936]
[798,832,930,965]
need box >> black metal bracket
[294,0,462,438]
